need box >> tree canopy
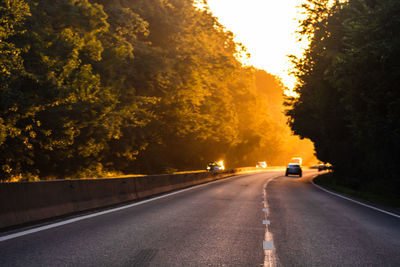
[0,0,316,180]
[286,0,400,195]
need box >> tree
[0,0,316,180]
[0,0,32,178]
[287,0,400,194]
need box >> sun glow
[205,0,308,91]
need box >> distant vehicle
[291,157,302,165]
[318,164,327,171]
[256,161,267,168]
[285,163,302,177]
[318,163,332,171]
[206,161,224,171]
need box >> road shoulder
[311,172,400,218]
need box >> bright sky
[206,0,308,90]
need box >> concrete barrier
[0,178,139,229]
[134,170,236,199]
[0,169,249,229]
[0,166,276,229]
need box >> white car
[256,161,267,168]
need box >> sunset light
[206,0,308,90]
[2,1,397,265]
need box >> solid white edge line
[311,178,400,219]
[0,172,270,242]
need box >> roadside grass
[314,172,400,209]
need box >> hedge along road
[1,170,399,266]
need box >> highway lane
[0,171,280,266]
[268,175,400,266]
[0,169,399,266]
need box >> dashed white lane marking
[0,173,252,242]
[263,241,274,250]
[262,175,280,267]
[311,178,400,219]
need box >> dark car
[206,161,224,171]
[285,163,302,177]
[318,163,333,171]
[318,164,326,171]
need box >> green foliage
[287,0,400,193]
[0,0,312,180]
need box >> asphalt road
[0,170,399,266]
[268,174,400,266]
